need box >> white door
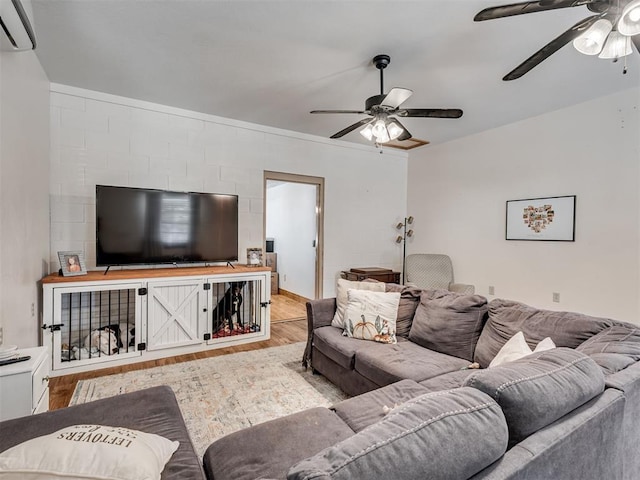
[147,279,207,350]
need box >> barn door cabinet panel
[42,266,271,376]
[146,279,208,351]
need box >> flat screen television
[96,185,238,266]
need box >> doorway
[264,171,324,322]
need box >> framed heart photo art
[506,195,576,242]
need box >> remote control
[0,355,31,367]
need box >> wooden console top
[42,265,271,284]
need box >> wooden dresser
[341,267,401,284]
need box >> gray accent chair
[405,253,475,294]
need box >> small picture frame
[58,251,88,276]
[246,247,263,267]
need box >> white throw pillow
[489,331,532,368]
[331,278,386,329]
[490,332,557,367]
[0,424,179,480]
[534,336,556,352]
[343,289,400,344]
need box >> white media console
[41,265,271,376]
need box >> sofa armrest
[306,298,337,330]
[449,282,475,294]
[302,298,337,368]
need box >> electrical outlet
[0,327,3,345]
[488,286,495,295]
[283,274,287,282]
[553,292,560,303]
[31,303,35,317]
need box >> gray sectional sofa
[204,285,640,479]
[3,284,640,480]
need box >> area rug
[70,342,349,458]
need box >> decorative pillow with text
[0,424,179,480]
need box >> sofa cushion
[474,299,616,367]
[577,325,640,374]
[343,289,401,344]
[464,348,605,446]
[355,340,469,386]
[313,326,407,371]
[332,379,429,432]
[409,291,488,361]
[287,387,508,480]
[203,407,354,480]
[419,369,478,393]
[331,278,385,329]
[0,424,178,480]
[385,284,422,338]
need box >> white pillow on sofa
[0,424,179,480]
[331,278,386,329]
[343,289,400,344]
[489,332,556,368]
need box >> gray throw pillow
[287,387,508,480]
[385,284,422,338]
[464,347,605,447]
[408,291,488,361]
[474,299,616,368]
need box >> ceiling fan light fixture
[573,19,613,55]
[360,123,374,141]
[386,120,404,141]
[599,31,633,59]
[618,0,640,36]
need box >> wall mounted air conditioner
[0,0,36,51]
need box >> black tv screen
[96,185,238,266]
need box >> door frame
[263,171,324,299]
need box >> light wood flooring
[49,294,308,411]
[271,291,308,323]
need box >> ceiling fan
[310,54,463,144]
[475,0,640,80]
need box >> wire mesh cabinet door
[146,278,209,351]
[206,272,271,345]
[49,282,144,371]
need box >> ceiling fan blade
[380,88,413,109]
[474,0,595,21]
[503,14,601,80]
[310,110,367,114]
[396,108,463,118]
[539,0,598,7]
[329,118,372,139]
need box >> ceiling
[30,0,639,147]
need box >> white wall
[408,88,640,323]
[266,181,317,299]
[0,50,50,346]
[49,85,409,298]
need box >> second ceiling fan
[475,0,640,80]
[310,54,463,144]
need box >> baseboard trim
[278,289,311,304]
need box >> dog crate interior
[210,279,264,338]
[58,289,137,362]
